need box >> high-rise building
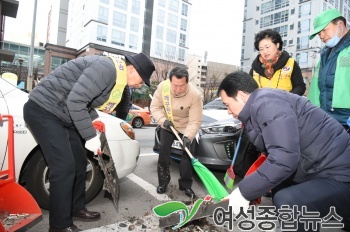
[65,0,191,65]
[241,0,350,83]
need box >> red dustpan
[0,115,42,232]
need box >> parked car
[126,104,151,128]
[153,98,259,177]
[0,77,140,209]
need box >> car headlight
[201,122,242,134]
[121,121,135,139]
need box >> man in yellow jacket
[150,67,202,198]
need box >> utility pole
[27,0,38,91]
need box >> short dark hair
[254,29,283,51]
[217,71,259,99]
[331,16,347,26]
[169,67,189,83]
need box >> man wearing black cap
[23,53,155,232]
[308,9,350,134]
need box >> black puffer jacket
[238,88,350,200]
[28,55,117,140]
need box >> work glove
[163,120,174,130]
[222,187,250,215]
[182,136,191,150]
[85,135,101,155]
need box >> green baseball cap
[310,9,342,40]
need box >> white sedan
[0,77,140,209]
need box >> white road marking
[126,173,172,202]
[139,152,158,157]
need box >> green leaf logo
[153,198,205,229]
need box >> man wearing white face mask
[308,9,350,134]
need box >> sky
[188,0,244,65]
[4,0,244,66]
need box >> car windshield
[203,98,227,110]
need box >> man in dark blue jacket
[219,71,350,231]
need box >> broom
[223,128,243,190]
[170,126,229,201]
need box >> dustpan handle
[230,127,243,166]
[170,126,194,159]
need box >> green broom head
[224,166,235,190]
[192,158,229,201]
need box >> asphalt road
[20,126,345,232]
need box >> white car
[0,77,140,209]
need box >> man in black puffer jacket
[219,71,350,232]
[23,53,155,232]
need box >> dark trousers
[272,178,350,231]
[23,100,87,229]
[158,127,195,188]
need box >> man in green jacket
[308,8,350,133]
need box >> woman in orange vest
[249,29,306,96]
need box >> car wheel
[24,149,104,210]
[132,117,144,128]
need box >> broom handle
[170,126,194,159]
[230,128,243,166]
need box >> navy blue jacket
[238,88,350,200]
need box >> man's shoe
[72,208,101,221]
[49,224,82,232]
[179,187,195,198]
[157,185,167,194]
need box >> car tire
[25,149,104,210]
[132,117,144,128]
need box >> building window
[114,0,127,10]
[132,0,140,14]
[290,24,294,30]
[297,36,309,49]
[256,20,259,25]
[165,45,176,59]
[130,17,139,32]
[291,8,295,15]
[155,42,163,56]
[166,29,176,43]
[168,14,178,28]
[168,0,179,12]
[298,19,310,34]
[261,0,289,14]
[296,52,308,67]
[243,22,246,33]
[273,25,288,37]
[180,18,187,31]
[97,25,107,42]
[178,48,185,61]
[289,39,293,45]
[113,11,127,28]
[98,6,109,24]
[129,34,138,49]
[299,2,311,18]
[157,9,165,24]
[182,3,188,16]
[51,57,70,71]
[179,33,186,47]
[111,29,125,46]
[156,25,164,40]
[242,36,245,46]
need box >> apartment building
[64,0,191,64]
[241,0,350,84]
